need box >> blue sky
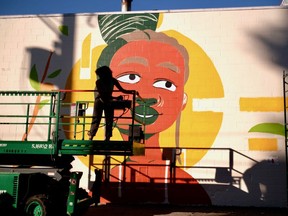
[0,0,283,15]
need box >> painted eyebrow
[118,56,148,66]
[157,62,180,73]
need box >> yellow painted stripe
[240,97,284,112]
[81,33,91,68]
[248,138,278,151]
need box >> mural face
[110,40,186,134]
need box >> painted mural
[0,7,287,207]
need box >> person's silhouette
[88,66,133,141]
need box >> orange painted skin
[103,40,211,204]
[110,40,186,160]
[111,40,186,133]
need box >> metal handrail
[0,90,142,155]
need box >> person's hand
[136,91,145,102]
[116,95,123,100]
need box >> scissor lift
[0,90,143,215]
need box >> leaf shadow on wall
[25,14,76,91]
[248,13,288,71]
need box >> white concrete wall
[0,7,287,207]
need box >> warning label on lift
[32,144,54,149]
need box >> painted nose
[136,97,157,106]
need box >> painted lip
[134,105,159,125]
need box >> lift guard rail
[0,90,143,159]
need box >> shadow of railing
[89,146,258,188]
[87,146,268,205]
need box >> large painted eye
[117,74,141,84]
[153,80,176,92]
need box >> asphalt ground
[82,204,288,216]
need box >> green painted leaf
[48,69,62,78]
[59,25,68,36]
[249,123,285,136]
[39,99,50,109]
[98,13,159,44]
[29,64,40,91]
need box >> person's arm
[113,78,135,94]
[113,78,144,102]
